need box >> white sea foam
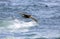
[7,19,37,29]
[0,19,37,32]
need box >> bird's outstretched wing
[18,12,38,22]
[31,17,38,22]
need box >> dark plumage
[22,14,31,18]
[22,14,37,22]
[18,12,37,22]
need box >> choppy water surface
[0,0,60,39]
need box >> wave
[7,19,37,29]
[0,19,37,32]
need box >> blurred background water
[0,0,60,39]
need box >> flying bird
[21,13,38,22]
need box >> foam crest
[7,19,37,29]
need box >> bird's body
[22,14,31,18]
[18,12,38,22]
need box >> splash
[7,19,37,29]
[0,19,37,32]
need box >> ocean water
[0,0,60,39]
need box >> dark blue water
[0,0,60,39]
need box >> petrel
[21,13,37,22]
